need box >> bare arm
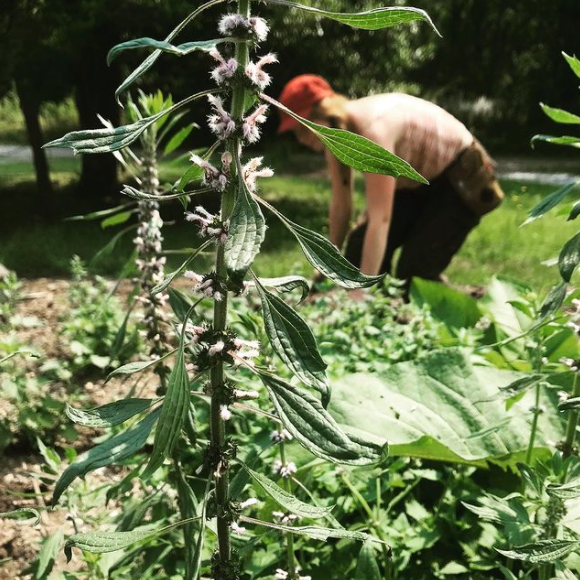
[360,173,396,276]
[326,150,353,249]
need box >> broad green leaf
[260,372,384,465]
[532,135,580,150]
[540,103,580,125]
[410,278,482,329]
[541,282,567,319]
[0,508,41,524]
[524,182,577,224]
[101,211,134,229]
[241,463,332,519]
[255,276,310,303]
[108,38,225,66]
[44,90,214,154]
[152,240,212,295]
[259,198,383,289]
[330,349,564,467]
[547,477,580,499]
[106,349,177,382]
[64,517,201,561]
[266,0,438,33]
[497,540,580,563]
[164,125,194,155]
[142,337,190,477]
[240,515,386,544]
[265,95,427,183]
[225,170,266,282]
[53,409,160,505]
[355,541,381,580]
[256,279,329,402]
[36,527,64,580]
[66,399,152,428]
[560,232,580,282]
[563,52,580,79]
[114,0,225,103]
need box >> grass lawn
[0,149,576,294]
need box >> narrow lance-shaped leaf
[66,399,153,428]
[114,0,226,103]
[43,90,216,155]
[523,182,577,224]
[163,125,195,156]
[240,516,388,545]
[241,462,332,519]
[540,281,567,319]
[532,134,580,150]
[53,408,160,505]
[142,304,196,478]
[497,540,580,563]
[225,155,266,282]
[540,103,580,125]
[262,93,427,183]
[559,397,580,411]
[559,231,580,282]
[106,348,177,382]
[108,38,226,66]
[563,52,580,79]
[499,375,546,396]
[37,528,65,580]
[254,275,310,303]
[547,477,580,499]
[0,508,41,525]
[258,197,383,289]
[255,278,329,403]
[64,516,201,562]
[265,0,439,34]
[259,372,385,465]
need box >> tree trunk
[75,44,120,200]
[15,78,53,199]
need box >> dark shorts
[344,173,480,281]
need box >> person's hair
[311,94,350,130]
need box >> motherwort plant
[44,1,437,578]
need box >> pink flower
[242,157,274,193]
[207,94,236,139]
[209,48,238,85]
[245,53,278,90]
[242,104,269,144]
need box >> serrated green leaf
[164,125,194,155]
[256,279,329,402]
[114,0,225,103]
[241,463,332,519]
[225,168,266,282]
[259,372,384,465]
[53,409,160,505]
[355,541,381,580]
[563,52,580,79]
[265,94,427,183]
[547,477,580,499]
[152,240,212,295]
[266,0,438,33]
[142,335,190,478]
[497,540,580,563]
[108,38,224,66]
[259,198,383,289]
[559,231,580,282]
[36,527,64,580]
[44,90,214,154]
[106,349,177,382]
[0,508,41,525]
[240,515,387,544]
[66,399,153,428]
[524,182,577,224]
[540,103,580,125]
[532,135,580,149]
[255,276,310,303]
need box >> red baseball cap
[277,74,335,133]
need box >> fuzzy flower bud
[245,53,278,90]
[273,460,297,478]
[209,48,238,85]
[207,94,236,139]
[242,156,274,193]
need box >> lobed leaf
[258,197,383,289]
[255,279,329,403]
[225,165,266,283]
[263,94,427,183]
[559,231,580,282]
[53,409,160,505]
[540,103,580,125]
[66,399,153,428]
[114,0,226,103]
[241,463,333,519]
[497,540,580,563]
[108,38,224,66]
[265,0,438,34]
[259,372,385,465]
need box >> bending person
[277,75,504,285]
